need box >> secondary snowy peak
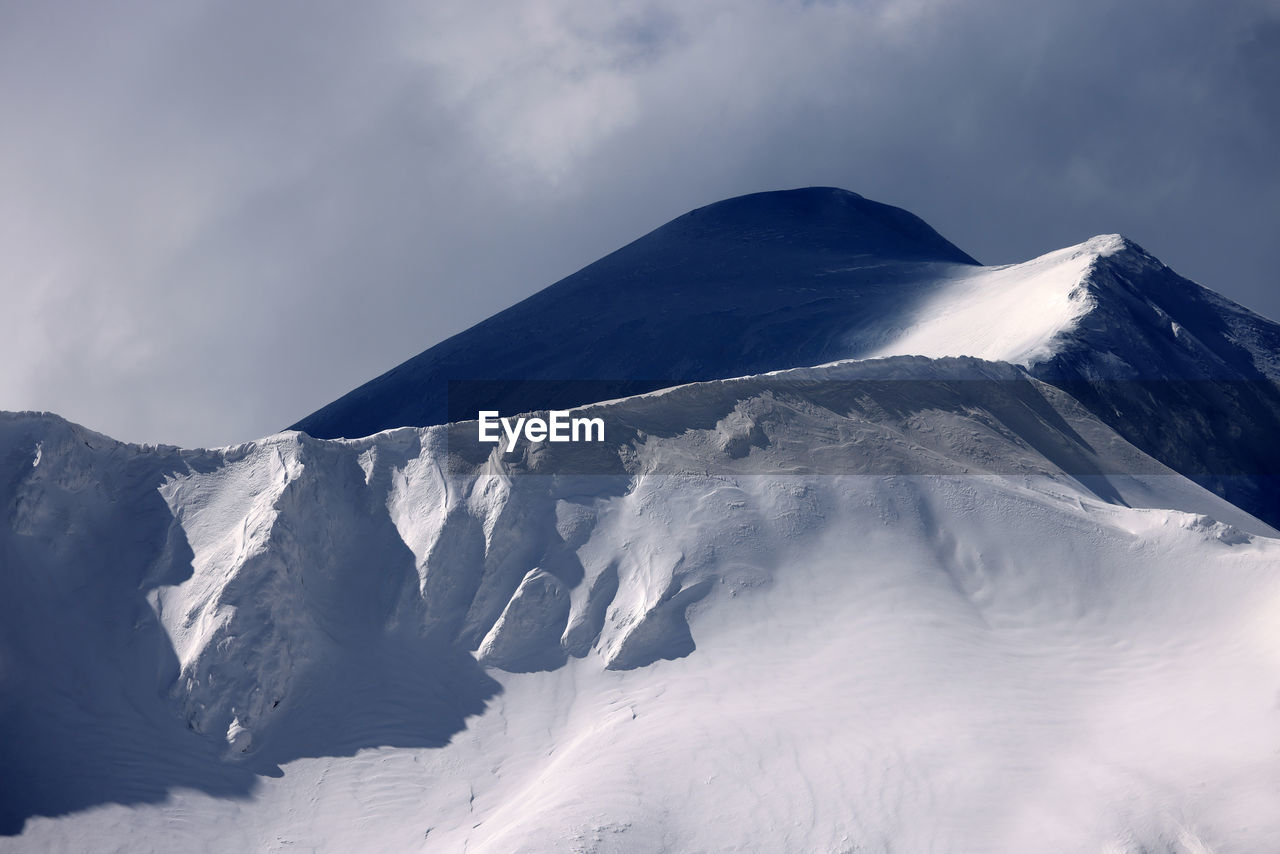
[863,231,1280,377]
[866,234,1125,367]
[859,230,1280,527]
[1040,236,1280,383]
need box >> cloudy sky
[2,0,1277,447]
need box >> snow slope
[856,229,1280,527]
[864,234,1118,366]
[6,189,1280,851]
[4,356,1280,851]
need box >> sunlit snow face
[865,236,1121,367]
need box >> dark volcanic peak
[654,187,979,264]
[291,188,980,440]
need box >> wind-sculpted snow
[5,356,1280,851]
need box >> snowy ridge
[6,354,1280,849]
[866,234,1122,366]
[846,230,1280,528]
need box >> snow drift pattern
[5,357,1280,850]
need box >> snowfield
[4,189,1280,852]
[4,355,1280,852]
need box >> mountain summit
[290,188,979,439]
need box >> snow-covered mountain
[293,188,1280,529]
[4,190,1280,852]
